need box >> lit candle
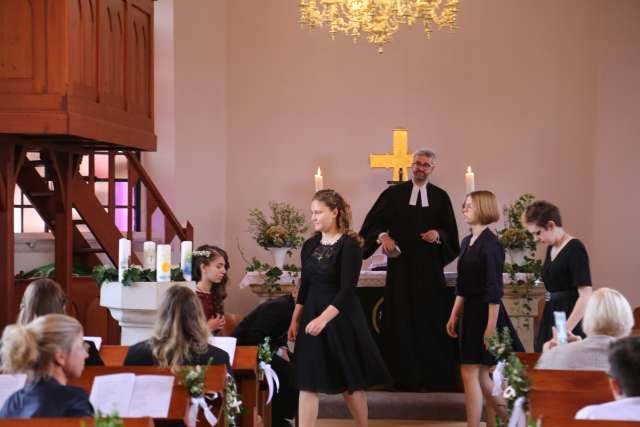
[118,238,131,283]
[156,244,172,282]
[143,241,156,270]
[180,241,193,281]
[314,167,324,192]
[465,166,475,194]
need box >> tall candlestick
[118,238,131,283]
[156,244,172,282]
[143,241,156,270]
[465,166,475,194]
[314,167,324,192]
[180,241,193,281]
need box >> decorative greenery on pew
[258,337,274,365]
[487,327,537,427]
[224,373,243,427]
[180,364,208,398]
[92,265,186,287]
[80,411,124,427]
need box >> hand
[543,326,581,352]
[379,233,397,253]
[207,314,226,332]
[483,328,495,348]
[446,314,458,338]
[287,320,299,342]
[421,230,439,243]
[305,316,328,336]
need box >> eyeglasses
[412,162,433,169]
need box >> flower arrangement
[223,373,243,427]
[81,411,124,427]
[92,264,186,287]
[180,364,208,398]
[497,193,537,253]
[248,202,308,249]
[245,257,300,297]
[258,337,274,365]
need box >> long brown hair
[18,279,67,325]
[192,244,229,315]
[148,285,210,370]
[312,189,363,246]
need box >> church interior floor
[317,421,484,427]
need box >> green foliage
[91,265,118,287]
[92,264,188,287]
[224,373,243,426]
[248,202,308,249]
[121,266,156,286]
[81,411,124,427]
[245,257,300,297]
[258,337,274,365]
[170,267,185,282]
[497,193,537,251]
[180,363,208,397]
[16,262,93,280]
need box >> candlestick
[180,241,193,281]
[143,241,156,270]
[156,244,172,282]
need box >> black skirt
[534,289,584,352]
[459,299,523,365]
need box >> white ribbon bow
[187,392,218,427]
[259,361,280,404]
[492,360,507,397]
[508,396,527,427]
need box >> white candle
[180,241,193,281]
[465,166,475,194]
[156,244,172,282]
[314,167,324,192]
[118,238,131,283]
[143,241,156,270]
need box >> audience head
[523,200,565,245]
[583,288,634,338]
[17,279,67,325]
[411,148,436,184]
[149,285,210,370]
[462,191,500,226]
[312,189,363,245]
[192,244,229,313]
[607,336,640,399]
[1,314,87,383]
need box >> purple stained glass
[115,181,128,205]
[115,208,136,232]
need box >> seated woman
[192,245,230,335]
[0,314,93,418]
[17,278,103,366]
[124,285,231,372]
[536,287,634,371]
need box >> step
[319,391,467,421]
[74,248,105,254]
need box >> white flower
[503,386,516,399]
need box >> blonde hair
[18,279,67,325]
[312,189,363,246]
[148,285,210,370]
[465,191,500,225]
[1,314,82,379]
[582,287,634,338]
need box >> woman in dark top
[524,201,592,352]
[0,314,93,418]
[288,189,390,427]
[124,284,231,372]
[447,191,522,427]
[192,245,229,335]
[17,278,103,366]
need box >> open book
[0,374,27,408]
[89,373,174,417]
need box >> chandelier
[299,0,459,53]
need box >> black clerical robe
[360,181,460,391]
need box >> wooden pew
[529,369,609,392]
[516,352,541,370]
[541,415,640,426]
[100,344,129,366]
[233,346,259,427]
[69,366,226,427]
[0,418,154,427]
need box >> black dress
[534,239,592,352]
[293,234,391,394]
[0,377,94,418]
[456,229,523,364]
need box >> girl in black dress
[523,200,592,352]
[447,191,521,427]
[288,189,390,427]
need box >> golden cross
[369,128,413,182]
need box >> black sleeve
[64,389,94,417]
[330,238,363,311]
[360,187,393,259]
[208,346,233,374]
[296,238,316,305]
[482,240,504,304]
[436,190,461,266]
[85,340,104,366]
[569,242,592,287]
[123,341,154,366]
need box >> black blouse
[456,228,504,304]
[124,340,232,373]
[542,239,592,293]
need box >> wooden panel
[99,0,126,109]
[530,390,613,419]
[68,0,98,100]
[542,416,640,427]
[126,2,152,118]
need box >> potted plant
[248,202,308,268]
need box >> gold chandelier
[299,0,459,53]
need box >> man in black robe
[360,148,460,391]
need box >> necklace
[195,282,211,294]
[321,233,342,246]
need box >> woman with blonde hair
[537,287,634,371]
[289,189,390,427]
[446,191,522,427]
[124,285,231,371]
[0,314,93,418]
